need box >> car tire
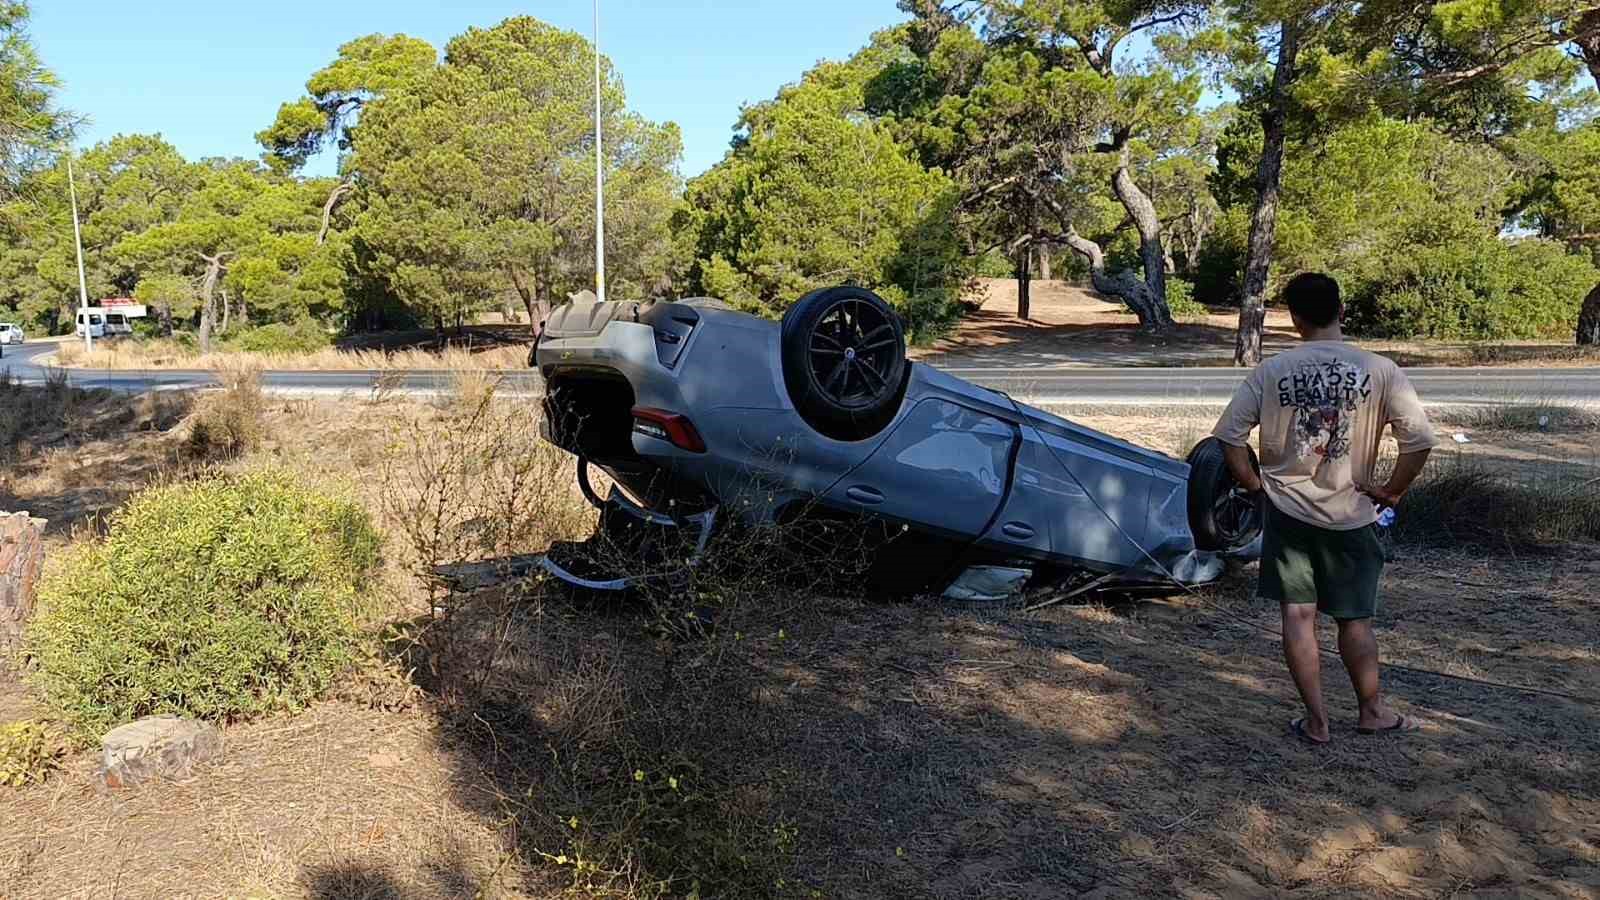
[1186,436,1264,552]
[780,286,908,442]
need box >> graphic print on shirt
[1276,359,1372,463]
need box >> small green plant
[1165,277,1207,320]
[28,467,381,740]
[0,720,64,787]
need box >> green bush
[1190,209,1247,306]
[222,320,332,354]
[27,468,381,740]
[1344,238,1599,340]
[0,721,64,787]
[1165,277,1207,319]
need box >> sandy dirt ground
[917,280,1600,369]
[2,392,1597,899]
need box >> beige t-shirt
[1212,341,1436,530]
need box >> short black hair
[1283,272,1341,328]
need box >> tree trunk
[0,512,47,655]
[507,268,547,335]
[1179,197,1212,275]
[1063,227,1164,328]
[1577,10,1600,92]
[1579,284,1600,346]
[1234,20,1302,367]
[219,289,231,335]
[156,304,174,337]
[1110,141,1173,331]
[197,254,224,355]
[1037,244,1052,281]
[1015,246,1032,320]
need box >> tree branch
[1103,12,1189,69]
[1421,16,1600,88]
[317,178,355,246]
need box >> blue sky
[30,0,911,179]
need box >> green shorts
[1258,502,1384,620]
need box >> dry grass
[53,334,531,372]
[0,374,190,535]
[1441,402,1600,434]
[1394,454,1600,550]
[1380,342,1600,368]
[184,363,266,460]
[2,398,1598,898]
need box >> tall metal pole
[593,0,606,302]
[66,154,92,353]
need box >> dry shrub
[1445,402,1600,434]
[185,364,265,459]
[373,379,888,894]
[394,448,885,896]
[368,369,407,405]
[0,369,79,460]
[377,383,594,605]
[406,577,809,899]
[1393,453,1600,550]
[443,368,502,416]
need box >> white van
[75,310,106,338]
[75,307,135,339]
[0,323,23,344]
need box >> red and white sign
[98,298,147,317]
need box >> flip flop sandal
[1290,717,1330,746]
[1356,715,1416,736]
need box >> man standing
[1212,273,1435,744]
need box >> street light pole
[593,0,606,303]
[66,153,92,353]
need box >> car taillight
[631,407,706,453]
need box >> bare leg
[1336,617,1400,730]
[1281,603,1329,742]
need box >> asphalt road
[3,340,1596,406]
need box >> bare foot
[1356,710,1421,735]
[1357,703,1399,731]
[1291,717,1331,744]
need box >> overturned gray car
[533,285,1261,598]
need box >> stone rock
[0,511,47,654]
[97,715,222,790]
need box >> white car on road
[0,323,23,344]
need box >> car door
[824,397,1018,538]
